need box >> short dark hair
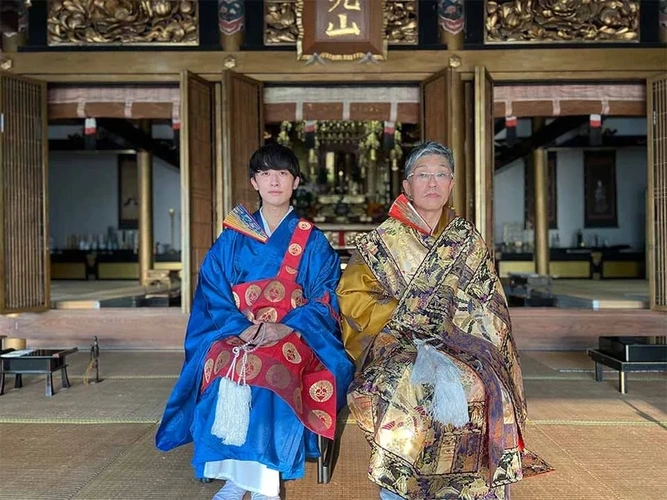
[248,143,300,179]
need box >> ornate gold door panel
[420,68,466,215]
[0,73,49,314]
[221,70,264,213]
[180,70,214,313]
[647,73,667,311]
[473,66,495,253]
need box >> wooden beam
[495,116,588,171]
[5,48,665,83]
[97,119,178,168]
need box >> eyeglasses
[407,171,454,184]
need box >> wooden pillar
[438,0,464,50]
[0,1,28,52]
[138,120,154,285]
[660,0,667,44]
[1,32,26,52]
[451,70,466,215]
[534,147,550,276]
[218,0,245,51]
[367,150,378,203]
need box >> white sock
[250,492,280,500]
[213,481,247,500]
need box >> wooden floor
[49,279,650,310]
[50,280,178,309]
[1,279,660,352]
[550,279,649,310]
[0,350,665,500]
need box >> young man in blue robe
[156,143,354,500]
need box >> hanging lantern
[589,114,602,146]
[383,121,395,150]
[505,115,517,146]
[84,117,97,150]
[303,120,317,149]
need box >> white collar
[260,205,294,237]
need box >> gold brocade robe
[337,198,551,500]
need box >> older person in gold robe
[337,142,550,500]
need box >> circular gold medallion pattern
[293,388,303,414]
[266,364,291,390]
[232,291,241,308]
[284,266,298,275]
[282,342,302,364]
[309,380,334,403]
[298,221,312,230]
[288,243,303,256]
[264,281,286,303]
[308,410,333,431]
[255,307,278,322]
[204,359,214,383]
[291,289,305,308]
[236,353,262,381]
[245,285,262,305]
[214,351,231,374]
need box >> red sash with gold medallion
[200,218,337,439]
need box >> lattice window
[648,74,667,310]
[0,74,49,313]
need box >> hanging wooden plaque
[297,0,387,61]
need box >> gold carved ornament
[485,0,639,43]
[265,1,299,45]
[47,0,199,45]
[384,0,418,44]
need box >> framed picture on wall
[584,150,617,228]
[525,151,558,230]
[118,154,139,230]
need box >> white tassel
[211,346,252,446]
[410,340,470,428]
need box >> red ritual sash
[201,219,337,439]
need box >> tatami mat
[0,423,155,500]
[70,429,221,500]
[1,350,665,500]
[0,377,173,423]
[65,351,184,378]
[525,378,667,424]
[513,425,667,500]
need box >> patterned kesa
[201,218,338,439]
[340,195,552,499]
[156,206,354,481]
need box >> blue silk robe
[156,210,354,480]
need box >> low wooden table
[0,348,78,397]
[587,336,667,394]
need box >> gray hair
[404,141,455,179]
